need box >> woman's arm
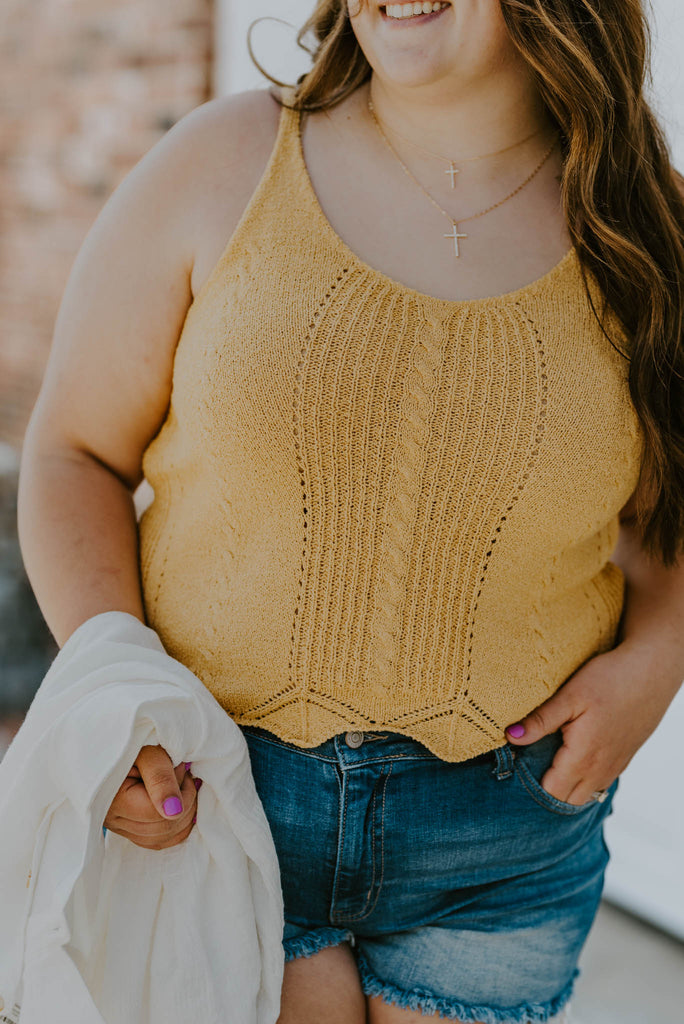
[18,442,146,648]
[17,112,198,646]
[504,505,684,804]
[18,88,286,846]
[611,509,684,676]
[16,99,225,842]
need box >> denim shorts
[240,725,619,1024]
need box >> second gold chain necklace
[367,91,559,258]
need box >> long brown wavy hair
[248,0,684,566]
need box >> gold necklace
[368,98,546,189]
[367,92,559,258]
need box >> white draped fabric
[0,612,284,1024]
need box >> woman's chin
[371,61,455,93]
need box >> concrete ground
[573,900,684,1024]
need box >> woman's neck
[365,68,555,165]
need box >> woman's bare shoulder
[172,86,285,300]
[179,85,282,157]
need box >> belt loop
[492,743,515,780]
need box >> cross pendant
[443,222,468,258]
[445,163,460,188]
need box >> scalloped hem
[283,925,355,963]
[356,949,578,1023]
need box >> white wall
[215,0,684,937]
[603,687,684,940]
[213,0,313,99]
[647,0,684,168]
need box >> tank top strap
[274,84,302,132]
[277,83,299,107]
[264,84,307,189]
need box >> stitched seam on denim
[339,752,435,768]
[516,759,594,816]
[353,785,378,920]
[364,763,392,919]
[351,788,377,920]
[330,766,349,923]
[342,763,393,923]
[492,743,514,779]
[242,733,338,763]
[343,779,378,922]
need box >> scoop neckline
[291,102,577,314]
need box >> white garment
[0,611,284,1024]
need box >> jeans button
[345,731,364,748]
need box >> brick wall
[0,0,214,449]
[0,0,214,712]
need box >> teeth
[385,2,448,18]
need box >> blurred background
[1,1,683,1019]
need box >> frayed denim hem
[355,950,578,1023]
[283,925,355,963]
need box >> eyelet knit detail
[290,269,351,736]
[459,300,549,740]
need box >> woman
[17,1,684,1022]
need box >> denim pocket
[511,731,612,816]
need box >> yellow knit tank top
[138,89,644,762]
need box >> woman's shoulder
[142,87,284,230]
[171,87,283,172]
[166,88,286,302]
[199,84,283,123]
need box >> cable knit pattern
[371,319,443,691]
[138,89,644,762]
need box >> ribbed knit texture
[138,89,644,762]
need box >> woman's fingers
[104,747,200,848]
[106,769,198,846]
[136,744,186,820]
[505,685,577,746]
[111,813,196,850]
[503,653,619,804]
[111,758,191,823]
[539,729,614,804]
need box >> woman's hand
[103,744,200,849]
[504,640,683,805]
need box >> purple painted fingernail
[194,778,203,791]
[163,796,183,817]
[192,815,197,825]
[507,723,526,738]
[184,762,192,771]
